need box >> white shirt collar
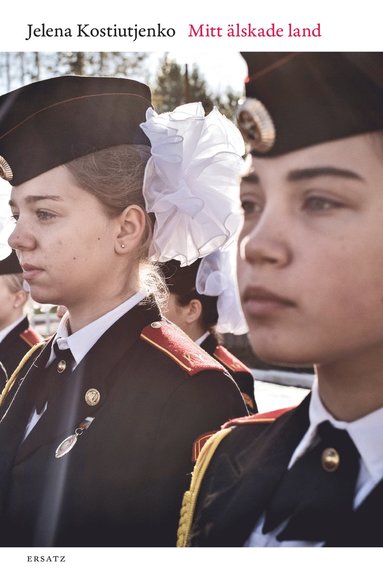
[0,315,26,343]
[290,379,383,501]
[50,291,147,367]
[195,331,210,346]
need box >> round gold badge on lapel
[0,155,13,181]
[236,97,276,153]
[85,388,101,406]
[321,447,340,472]
[57,359,67,373]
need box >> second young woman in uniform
[178,52,383,548]
[161,254,257,413]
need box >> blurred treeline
[0,52,241,119]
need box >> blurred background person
[0,250,41,388]
[161,252,257,413]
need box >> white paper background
[0,0,381,576]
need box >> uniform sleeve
[145,369,247,545]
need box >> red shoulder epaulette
[213,345,251,374]
[140,321,225,376]
[19,327,43,347]
[191,407,295,464]
[222,406,294,429]
[192,430,217,463]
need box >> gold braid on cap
[0,156,13,181]
[236,97,276,153]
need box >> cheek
[298,238,383,343]
[236,253,252,297]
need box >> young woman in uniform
[0,76,247,547]
[179,52,383,548]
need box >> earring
[121,244,125,248]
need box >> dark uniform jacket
[0,316,42,389]
[201,333,257,413]
[186,394,383,547]
[0,299,247,547]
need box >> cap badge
[0,156,13,181]
[236,98,276,153]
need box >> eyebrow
[9,195,62,208]
[287,166,365,182]
[241,165,365,185]
[241,173,260,185]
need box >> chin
[249,337,314,368]
[29,288,59,306]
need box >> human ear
[13,290,28,309]
[185,299,203,324]
[115,205,147,254]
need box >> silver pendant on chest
[55,416,95,459]
[55,433,78,458]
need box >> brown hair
[368,130,383,157]
[175,289,219,334]
[65,144,167,306]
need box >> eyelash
[241,199,263,217]
[11,210,56,223]
[241,194,345,218]
[302,195,344,212]
[36,209,56,221]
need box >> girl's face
[8,165,122,309]
[238,133,383,369]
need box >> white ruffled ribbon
[196,247,248,335]
[140,102,245,266]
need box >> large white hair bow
[140,103,245,266]
[196,247,248,335]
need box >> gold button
[85,388,101,406]
[57,360,67,373]
[151,321,162,328]
[321,447,340,472]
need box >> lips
[20,262,44,281]
[242,286,296,317]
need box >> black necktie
[35,343,74,414]
[262,420,360,543]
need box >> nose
[239,208,292,268]
[8,218,36,252]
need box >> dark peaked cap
[0,75,152,185]
[0,250,22,275]
[240,52,383,156]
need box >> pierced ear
[116,205,147,253]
